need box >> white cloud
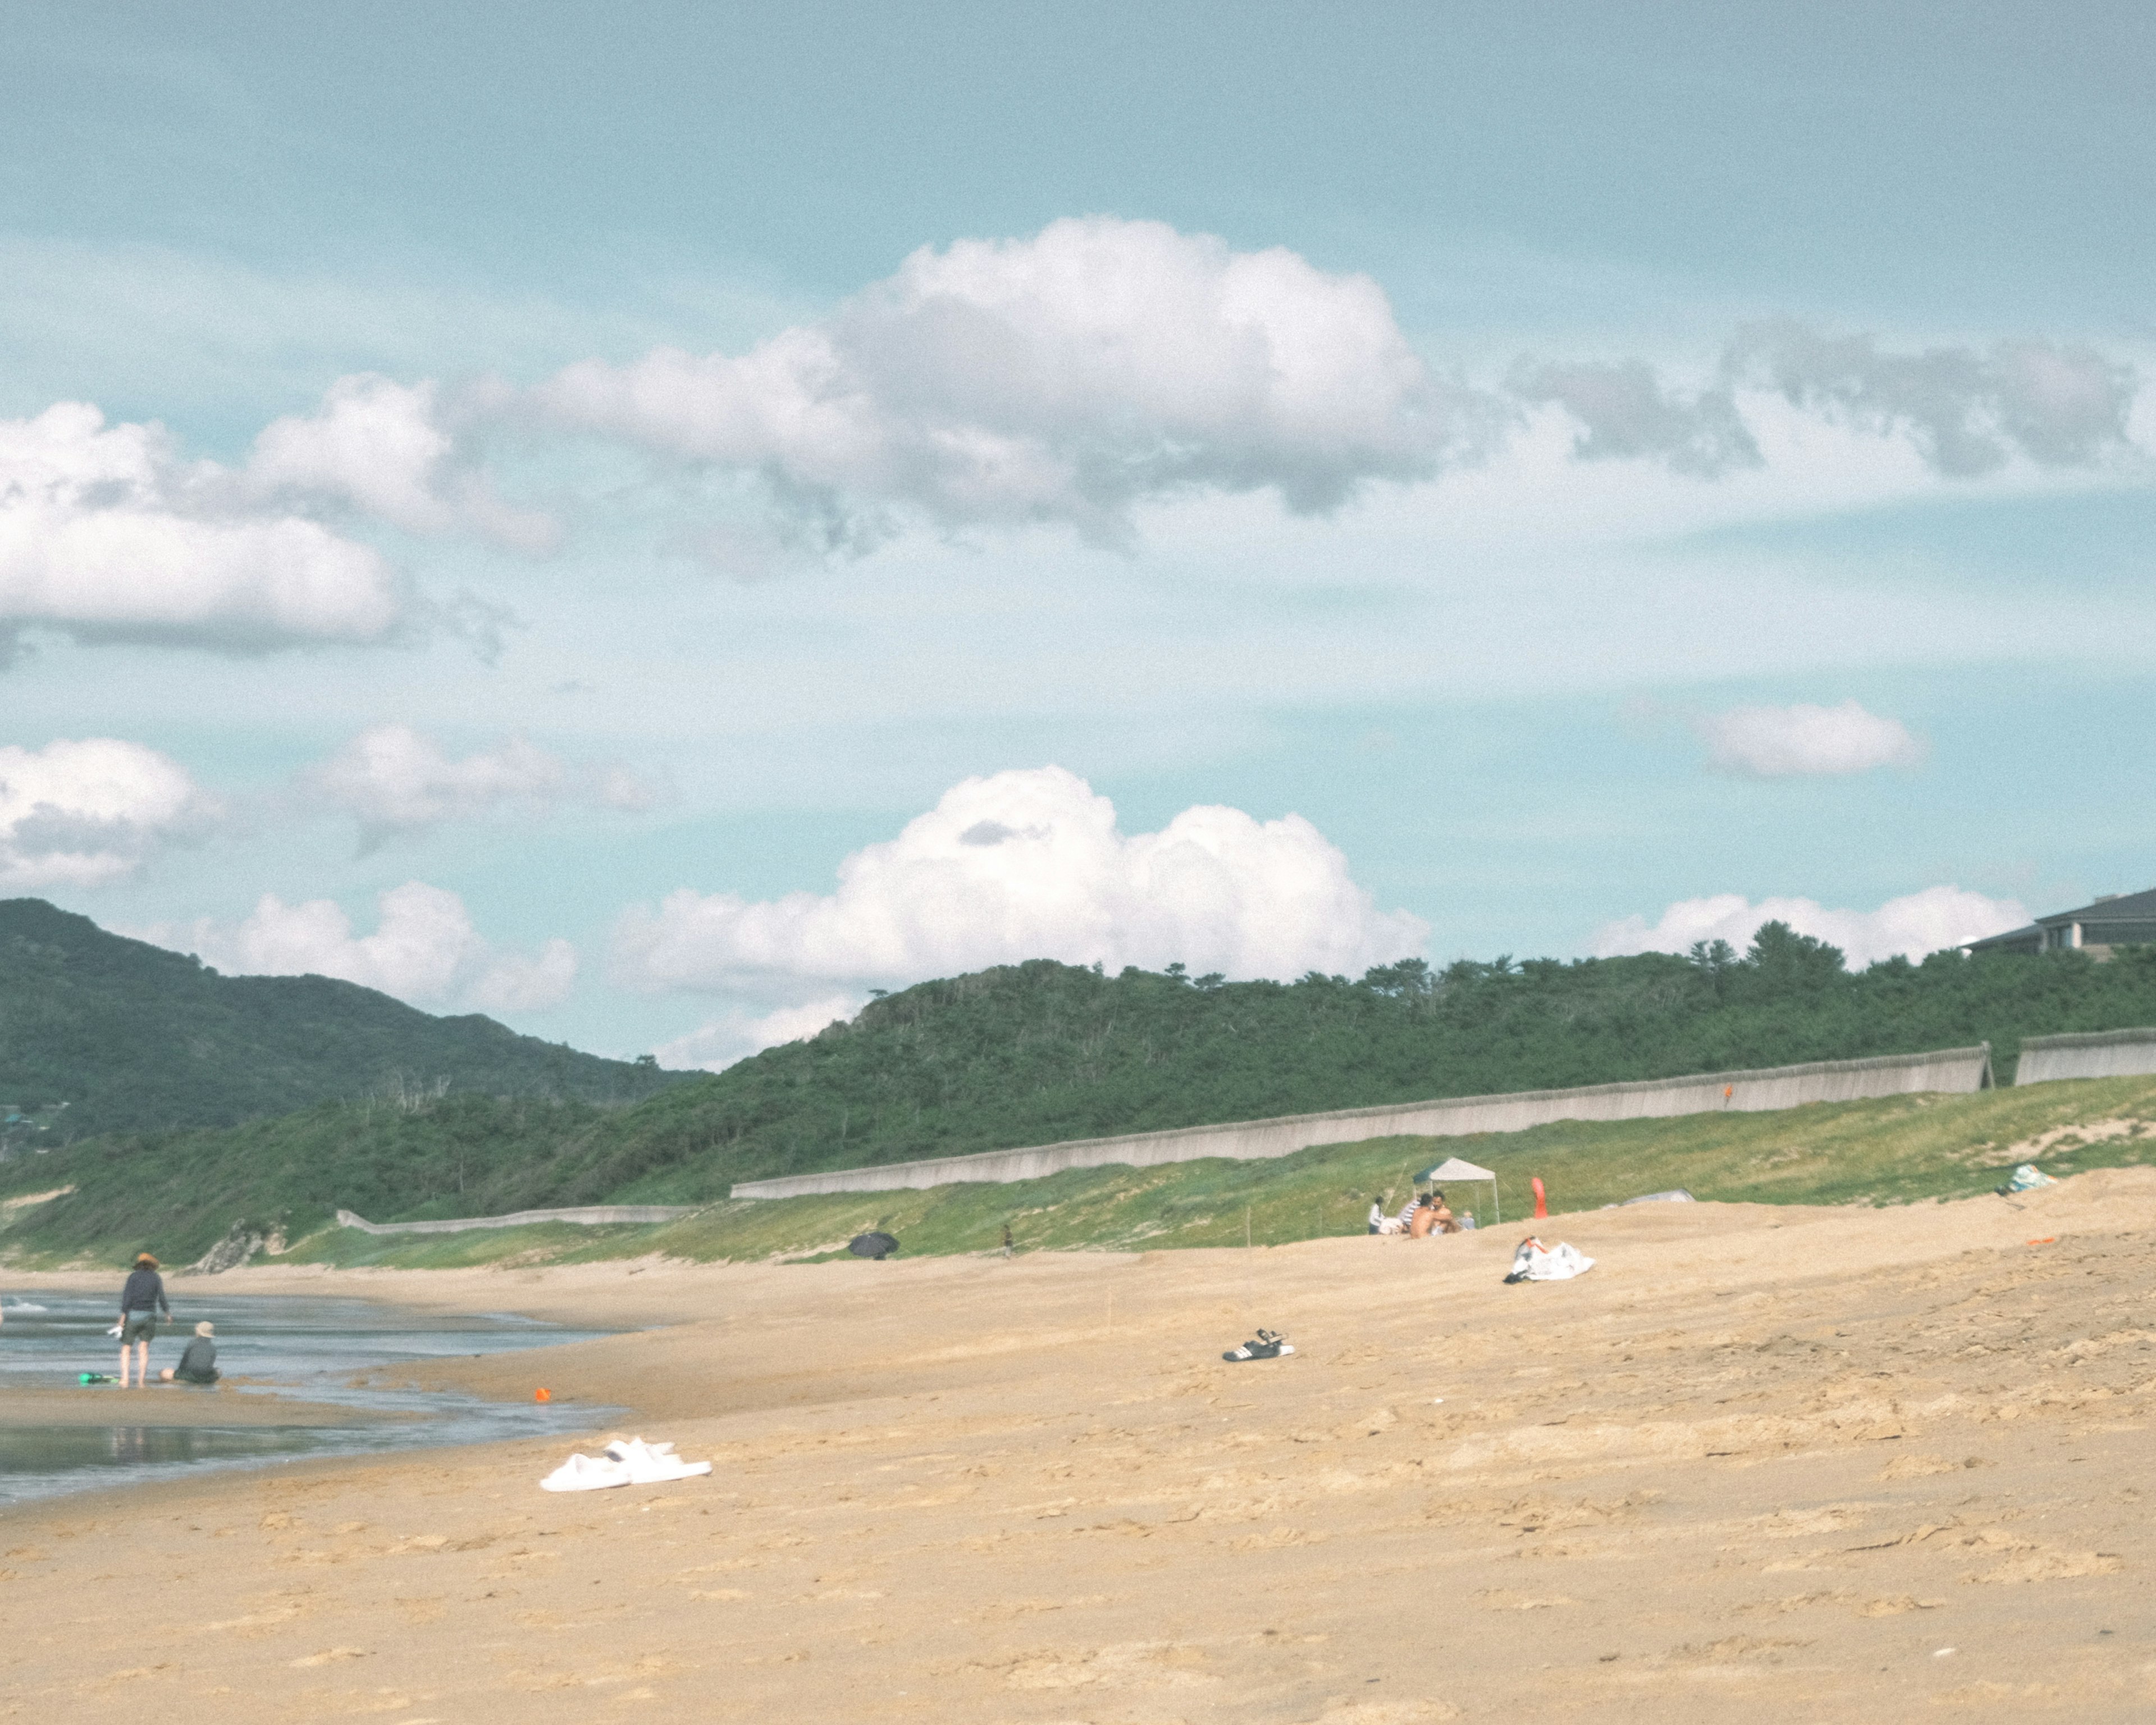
[303,723,665,847]
[0,401,409,650]
[161,881,576,1013]
[593,763,662,812]
[654,993,866,1073]
[244,374,556,551]
[1694,699,1926,777]
[0,736,215,888]
[1733,323,2137,477]
[612,764,1427,993]
[1510,358,1761,477]
[308,724,563,843]
[1508,325,2138,485]
[536,216,1490,550]
[1590,884,2027,968]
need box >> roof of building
[1966,884,2156,952]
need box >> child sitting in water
[160,1321,219,1385]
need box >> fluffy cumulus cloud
[613,765,1427,993]
[0,736,214,888]
[244,375,555,550]
[0,402,408,651]
[537,217,1487,549]
[303,723,661,847]
[1694,700,1926,778]
[653,993,868,1074]
[164,880,576,1013]
[1591,884,2027,969]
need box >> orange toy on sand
[535,1388,551,1403]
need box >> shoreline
[0,1386,416,1429]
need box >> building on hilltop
[1963,886,2156,960]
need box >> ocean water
[0,1288,616,1507]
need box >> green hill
[0,897,675,1140]
[6,923,2156,1265]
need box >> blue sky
[4,3,2153,1065]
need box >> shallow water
[0,1289,615,1507]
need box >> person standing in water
[117,1253,170,1388]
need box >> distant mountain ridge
[0,897,674,1139]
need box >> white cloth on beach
[540,1436,712,1491]
[1509,1238,1595,1281]
[541,1452,631,1491]
[603,1436,712,1484]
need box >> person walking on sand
[117,1253,170,1388]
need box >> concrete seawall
[2014,1029,2156,1085]
[730,1044,1994,1199]
[335,1204,695,1235]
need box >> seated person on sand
[1368,1197,1406,1235]
[1407,1192,1462,1239]
[159,1321,219,1385]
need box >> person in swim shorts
[117,1252,170,1388]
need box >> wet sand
[3,1170,2153,1722]
[0,1388,409,1429]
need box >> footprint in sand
[1879,1453,1989,1480]
[1475,1589,1575,1610]
[1304,1701,1461,1723]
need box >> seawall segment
[2014,1028,2156,1085]
[335,1204,695,1235]
[730,1043,1994,1199]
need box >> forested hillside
[0,897,675,1139]
[8,924,2156,1263]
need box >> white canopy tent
[1415,1156,1501,1226]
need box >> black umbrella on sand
[848,1232,899,1260]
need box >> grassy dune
[267,1074,2156,1272]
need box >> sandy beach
[3,1172,2152,1723]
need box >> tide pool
[0,1289,616,1505]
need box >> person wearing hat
[161,1322,220,1386]
[117,1253,170,1388]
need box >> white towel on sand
[540,1436,713,1491]
[604,1436,713,1484]
[1509,1238,1596,1281]
[540,1452,631,1492]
